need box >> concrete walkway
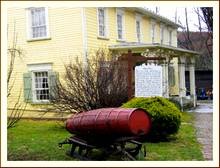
[188,102,213,113]
[193,112,213,160]
[187,102,213,160]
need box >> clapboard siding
[7,8,83,116]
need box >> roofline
[127,7,182,29]
[109,43,200,55]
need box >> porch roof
[109,42,200,56]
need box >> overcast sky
[146,7,207,32]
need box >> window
[116,9,124,40]
[135,15,142,43]
[151,20,156,43]
[169,30,172,46]
[136,20,141,42]
[34,72,49,101]
[168,66,175,86]
[98,8,107,37]
[160,24,164,44]
[27,7,49,40]
[23,64,57,103]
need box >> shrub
[168,98,181,110]
[121,97,182,141]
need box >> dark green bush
[121,97,182,141]
[168,98,181,110]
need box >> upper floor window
[27,7,50,40]
[98,8,108,37]
[169,30,172,46]
[136,15,142,42]
[160,24,165,44]
[151,20,156,43]
[116,9,124,40]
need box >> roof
[128,7,181,28]
[109,42,200,56]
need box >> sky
[146,7,207,32]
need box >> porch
[109,42,200,109]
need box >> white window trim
[151,19,156,43]
[135,14,142,42]
[116,8,125,41]
[97,7,109,39]
[27,63,52,103]
[27,63,52,71]
[26,7,51,41]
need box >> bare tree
[178,7,213,60]
[177,7,213,79]
[7,23,22,97]
[7,22,27,128]
[183,8,194,50]
[200,7,213,33]
[50,49,128,115]
[194,7,213,57]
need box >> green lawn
[7,120,74,161]
[7,112,204,161]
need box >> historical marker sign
[135,63,162,97]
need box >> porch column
[165,57,169,98]
[164,57,169,98]
[162,62,166,97]
[178,56,186,97]
[189,57,196,107]
[162,58,169,98]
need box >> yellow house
[7,7,198,118]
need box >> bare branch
[50,49,128,115]
[7,21,26,128]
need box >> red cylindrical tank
[66,108,151,136]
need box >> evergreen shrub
[121,97,182,141]
[168,98,181,110]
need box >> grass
[7,120,74,161]
[143,112,204,160]
[7,112,204,161]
